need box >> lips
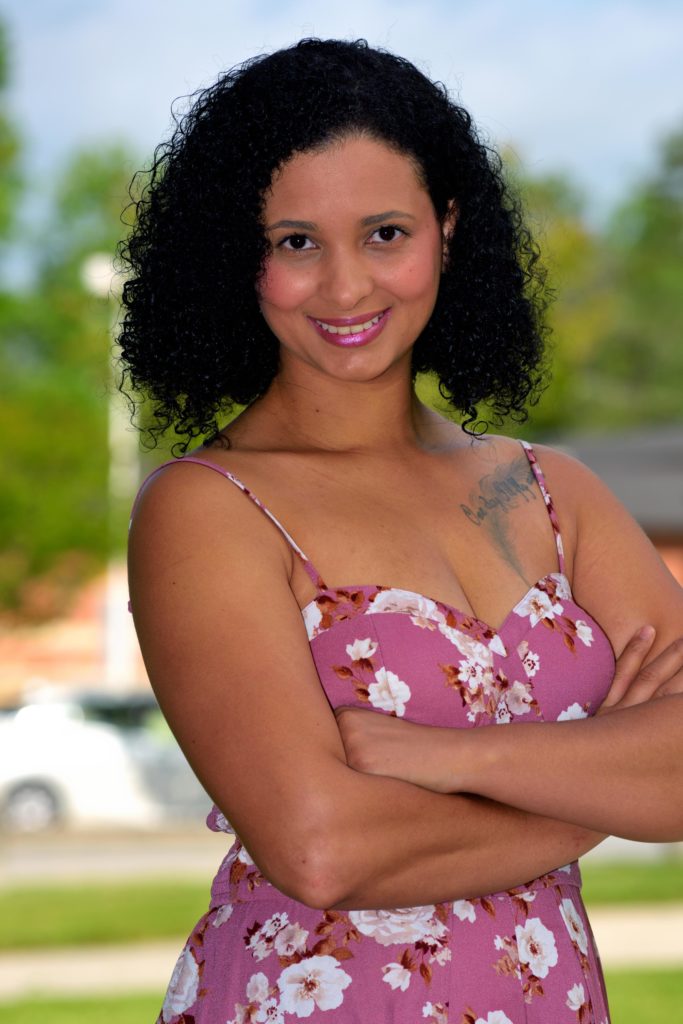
[307,308,391,347]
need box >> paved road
[1,904,682,1001]
[0,826,226,888]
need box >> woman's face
[257,134,445,383]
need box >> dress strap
[129,456,328,590]
[519,440,566,574]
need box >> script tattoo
[460,460,537,527]
[459,458,537,581]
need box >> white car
[0,690,209,832]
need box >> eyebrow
[265,210,417,232]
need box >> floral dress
[136,441,615,1024]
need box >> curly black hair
[118,38,549,448]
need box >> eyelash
[276,224,408,252]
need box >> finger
[600,626,655,709]
[616,637,683,709]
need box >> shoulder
[523,441,683,655]
[128,456,294,603]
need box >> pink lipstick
[307,308,391,347]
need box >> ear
[441,200,458,265]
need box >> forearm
[456,695,683,841]
[281,765,604,910]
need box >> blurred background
[0,1,681,1021]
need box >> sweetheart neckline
[299,571,608,642]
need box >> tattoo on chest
[459,458,537,580]
[460,461,536,527]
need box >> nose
[318,248,374,311]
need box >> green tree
[584,126,683,425]
[0,19,137,621]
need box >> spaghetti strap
[519,440,566,574]
[129,456,328,590]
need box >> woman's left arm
[339,450,683,842]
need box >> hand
[599,628,683,714]
[334,708,459,793]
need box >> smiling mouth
[312,311,386,336]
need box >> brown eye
[281,234,311,250]
[369,225,406,244]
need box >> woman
[122,39,683,1024]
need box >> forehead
[263,135,431,218]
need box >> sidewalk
[1,904,682,1001]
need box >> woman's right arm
[129,464,604,910]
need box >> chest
[271,450,562,625]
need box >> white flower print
[368,589,443,625]
[255,998,284,1023]
[475,1013,514,1024]
[489,633,508,658]
[514,587,563,627]
[566,982,586,1012]
[382,961,412,991]
[214,810,234,833]
[433,946,452,966]
[237,844,255,866]
[575,620,594,646]
[345,637,378,661]
[423,1002,449,1024]
[262,912,289,939]
[504,680,534,716]
[556,863,573,874]
[302,601,323,640]
[246,972,271,1004]
[494,702,511,725]
[560,898,589,955]
[212,903,234,927]
[514,890,537,905]
[452,899,477,922]
[368,668,412,716]
[247,935,272,962]
[349,906,438,946]
[273,923,309,957]
[457,657,493,691]
[515,917,558,978]
[554,571,571,598]
[161,945,200,1022]
[227,1003,249,1024]
[438,623,493,668]
[277,955,351,1017]
[557,702,588,721]
[517,639,540,677]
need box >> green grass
[604,968,683,1022]
[2,972,682,1023]
[0,880,209,951]
[581,858,683,907]
[0,859,681,952]
[0,993,161,1023]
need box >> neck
[233,353,449,455]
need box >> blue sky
[3,0,683,221]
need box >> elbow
[254,808,355,910]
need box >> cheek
[258,258,314,313]
[379,232,442,302]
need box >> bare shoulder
[128,458,293,601]
[528,442,683,655]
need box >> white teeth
[314,313,383,335]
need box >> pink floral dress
[135,441,615,1024]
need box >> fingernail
[638,625,655,640]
